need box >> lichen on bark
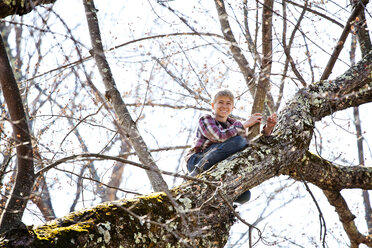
[0,0,57,19]
[0,192,185,247]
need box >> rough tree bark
[0,48,371,248]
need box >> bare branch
[281,0,307,87]
[285,0,344,28]
[36,153,215,185]
[214,0,255,89]
[22,32,224,83]
[320,2,367,80]
[323,190,372,247]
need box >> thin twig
[36,153,218,186]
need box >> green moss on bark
[0,192,181,247]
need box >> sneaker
[189,166,203,177]
[234,190,251,204]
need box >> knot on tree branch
[104,88,117,102]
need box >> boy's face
[211,96,234,122]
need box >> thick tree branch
[354,9,372,57]
[309,50,372,120]
[284,151,372,190]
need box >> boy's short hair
[212,89,235,104]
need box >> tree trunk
[248,0,274,139]
[82,0,168,192]
[351,2,372,234]
[0,33,35,233]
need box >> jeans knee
[187,153,202,172]
[233,135,248,151]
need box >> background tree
[0,0,371,247]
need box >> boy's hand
[243,113,263,129]
[266,113,277,128]
[262,113,277,135]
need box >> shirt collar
[211,113,234,124]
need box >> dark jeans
[187,135,251,204]
[187,135,248,173]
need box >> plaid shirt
[185,114,246,162]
